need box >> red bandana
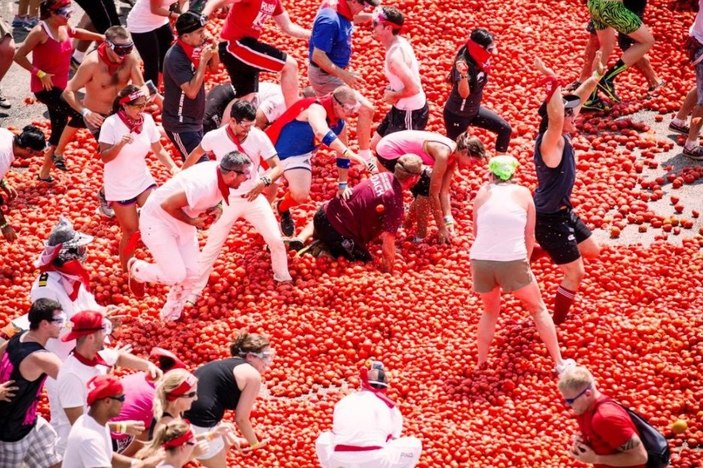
[39,259,91,301]
[359,367,396,409]
[320,95,340,128]
[71,349,109,367]
[97,42,122,75]
[466,39,491,73]
[116,109,144,134]
[335,0,353,21]
[216,167,231,206]
[177,38,201,68]
[162,429,194,449]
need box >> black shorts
[219,38,287,98]
[535,209,592,265]
[312,207,371,262]
[376,102,429,137]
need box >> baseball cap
[150,347,187,371]
[61,310,108,342]
[86,375,124,406]
[488,155,519,181]
[176,11,206,35]
[47,217,93,248]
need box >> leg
[276,166,312,236]
[577,235,600,260]
[675,86,698,121]
[577,32,600,83]
[0,34,14,84]
[555,258,585,323]
[443,107,472,141]
[154,23,175,85]
[594,27,617,68]
[113,203,141,271]
[512,281,564,365]
[470,107,512,154]
[131,214,191,285]
[619,25,654,67]
[356,93,375,153]
[242,196,292,282]
[413,195,431,239]
[280,55,300,108]
[198,449,228,468]
[476,288,501,366]
[131,30,161,86]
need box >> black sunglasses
[109,41,134,56]
[179,391,197,398]
[109,395,127,402]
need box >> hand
[337,187,353,200]
[382,88,397,104]
[208,205,224,223]
[124,420,146,436]
[120,134,134,146]
[339,68,361,88]
[200,46,216,65]
[114,342,134,355]
[146,362,163,380]
[0,380,18,402]
[192,213,211,229]
[455,59,468,75]
[169,166,180,176]
[84,110,105,128]
[437,227,453,245]
[1,224,17,242]
[39,72,55,91]
[534,57,555,77]
[592,50,606,76]
[192,439,210,458]
[240,438,270,452]
[569,440,599,464]
[2,184,17,201]
[134,452,166,468]
[446,222,456,235]
[245,180,266,202]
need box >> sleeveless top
[533,133,576,214]
[184,358,247,427]
[444,46,488,118]
[376,130,455,166]
[0,332,48,442]
[31,22,73,93]
[383,37,425,111]
[469,184,528,262]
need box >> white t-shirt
[691,1,703,43]
[0,128,16,181]
[99,113,160,202]
[384,37,426,110]
[54,350,119,453]
[331,391,403,447]
[62,414,113,468]
[126,0,170,33]
[200,126,276,197]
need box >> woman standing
[99,85,179,270]
[127,0,189,87]
[14,0,104,182]
[184,332,272,468]
[469,156,574,374]
[443,28,512,154]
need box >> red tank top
[31,22,74,93]
[221,0,284,42]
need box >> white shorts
[191,423,225,461]
[0,416,62,468]
[279,153,313,173]
[316,431,422,468]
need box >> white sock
[672,118,686,126]
[685,139,697,148]
[358,148,373,162]
[72,50,85,62]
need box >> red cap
[149,347,186,371]
[86,375,124,406]
[62,311,105,342]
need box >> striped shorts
[0,416,62,468]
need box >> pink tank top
[31,23,73,93]
[375,130,456,166]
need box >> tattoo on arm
[617,436,641,452]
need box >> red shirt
[576,395,645,468]
[325,172,404,246]
[31,23,74,93]
[221,0,284,42]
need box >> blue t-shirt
[533,133,576,214]
[308,8,353,69]
[275,118,345,159]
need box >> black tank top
[444,47,488,118]
[0,333,48,442]
[533,133,576,214]
[184,358,247,427]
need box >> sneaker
[647,80,665,95]
[51,154,68,171]
[0,91,10,110]
[11,15,29,30]
[296,239,321,257]
[277,201,295,237]
[126,258,145,298]
[597,80,620,102]
[284,238,305,251]
[668,120,690,135]
[97,190,115,218]
[683,145,703,161]
[25,16,39,28]
[565,80,582,92]
[555,358,576,375]
[160,286,186,321]
[581,98,609,113]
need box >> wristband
[0,222,8,230]
[250,441,260,449]
[444,215,455,225]
[592,70,603,80]
[321,130,338,147]
[336,158,350,169]
[342,148,350,158]
[260,175,272,187]
[337,181,348,189]
[538,75,563,103]
[81,108,91,117]
[36,70,47,79]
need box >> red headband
[119,90,146,105]
[50,0,71,10]
[165,375,196,401]
[162,429,194,449]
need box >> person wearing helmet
[316,360,422,467]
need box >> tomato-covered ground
[1,0,703,466]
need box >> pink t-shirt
[375,130,455,166]
[110,372,155,441]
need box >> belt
[334,444,383,452]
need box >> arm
[472,185,489,238]
[29,351,62,380]
[0,206,16,242]
[177,47,216,100]
[14,29,56,92]
[427,144,452,242]
[245,155,283,201]
[151,141,179,174]
[182,144,208,170]
[64,406,84,426]
[534,58,565,167]
[571,435,648,466]
[380,232,396,273]
[63,64,106,127]
[161,191,205,227]
[439,164,455,223]
[311,48,359,88]
[203,0,237,17]
[307,106,353,194]
[234,370,261,446]
[273,11,311,40]
[524,191,536,259]
[383,53,420,104]
[99,136,132,163]
[116,352,162,380]
[572,51,606,117]
[454,59,471,99]
[150,0,177,18]
[72,29,105,42]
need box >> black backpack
[597,399,670,468]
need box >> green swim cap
[488,155,519,181]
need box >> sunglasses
[127,101,147,110]
[564,384,591,406]
[108,41,134,56]
[180,391,197,399]
[333,94,361,113]
[55,6,73,18]
[109,395,126,402]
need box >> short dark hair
[470,28,494,48]
[219,151,251,174]
[28,298,62,330]
[380,7,404,35]
[230,100,257,122]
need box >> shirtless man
[62,25,146,218]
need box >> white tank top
[469,184,528,262]
[127,0,170,33]
[383,37,426,111]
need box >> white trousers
[316,432,422,468]
[191,194,292,296]
[133,209,200,287]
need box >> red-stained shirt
[576,395,645,468]
[325,172,404,246]
[221,0,284,41]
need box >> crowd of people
[0,0,697,465]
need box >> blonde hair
[229,332,269,357]
[557,365,595,393]
[136,418,191,459]
[332,86,357,104]
[153,369,196,420]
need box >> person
[266,85,369,236]
[442,28,511,154]
[289,154,424,273]
[203,83,237,134]
[136,419,204,468]
[0,299,64,468]
[62,375,161,467]
[181,100,290,304]
[127,0,188,86]
[71,0,119,39]
[162,12,219,162]
[375,130,486,244]
[316,360,422,468]
[0,16,14,108]
[308,0,376,161]
[54,310,162,454]
[586,0,655,106]
[11,0,40,31]
[183,332,272,467]
[532,56,603,325]
[62,25,146,218]
[99,85,179,271]
[14,0,105,184]
[256,84,316,130]
[202,0,310,108]
[0,125,47,242]
[668,0,703,159]
[150,368,198,437]
[469,156,576,373]
[127,152,252,321]
[369,7,428,150]
[558,366,648,467]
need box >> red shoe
[127,257,145,298]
